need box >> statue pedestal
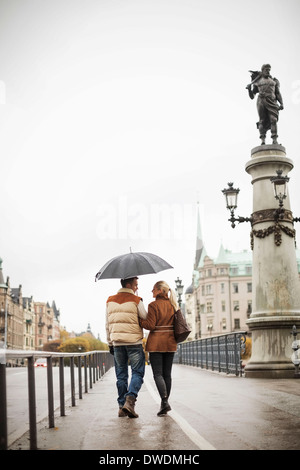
[245,145,300,378]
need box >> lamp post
[244,145,300,378]
[222,146,300,377]
[175,277,184,309]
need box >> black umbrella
[95,250,173,281]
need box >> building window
[207,269,212,277]
[247,301,252,316]
[207,302,213,313]
[247,283,252,293]
[220,283,225,294]
[234,319,240,329]
[201,285,205,296]
[246,266,252,275]
[233,301,239,311]
[233,283,239,294]
[231,267,239,275]
[222,318,227,330]
[221,301,226,312]
[206,284,213,295]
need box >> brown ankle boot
[122,395,139,418]
[118,407,127,417]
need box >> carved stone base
[245,317,300,378]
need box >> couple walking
[106,277,178,418]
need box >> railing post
[47,356,55,428]
[27,356,37,450]
[0,363,7,450]
[235,333,239,376]
[97,353,100,380]
[225,335,229,374]
[70,356,76,406]
[99,353,103,377]
[84,355,88,393]
[218,336,221,372]
[59,356,65,416]
[78,355,82,399]
[93,353,96,384]
[200,339,203,369]
[89,354,93,389]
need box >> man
[106,277,147,418]
[246,64,284,145]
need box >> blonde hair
[154,280,179,311]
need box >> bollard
[47,356,55,428]
[0,363,7,450]
[27,356,37,450]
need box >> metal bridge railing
[0,349,114,451]
[174,331,247,377]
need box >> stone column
[245,145,300,378]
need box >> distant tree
[58,337,90,353]
[60,329,70,343]
[241,337,252,360]
[86,337,109,351]
[43,340,61,352]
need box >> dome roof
[185,284,194,294]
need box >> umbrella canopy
[95,251,173,281]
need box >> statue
[246,64,284,145]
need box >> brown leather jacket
[140,294,177,352]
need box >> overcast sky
[0,0,300,341]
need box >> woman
[140,280,178,416]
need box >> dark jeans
[114,344,145,407]
[149,352,175,399]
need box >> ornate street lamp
[175,277,184,308]
[222,182,253,228]
[270,169,289,221]
[270,170,300,222]
[270,169,289,207]
[222,172,300,248]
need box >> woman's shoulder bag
[173,309,191,343]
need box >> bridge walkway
[9,364,300,452]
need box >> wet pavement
[9,364,300,451]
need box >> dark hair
[120,277,138,288]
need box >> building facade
[0,257,61,353]
[34,301,60,350]
[184,208,300,340]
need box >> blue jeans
[113,344,145,407]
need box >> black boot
[157,397,171,416]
